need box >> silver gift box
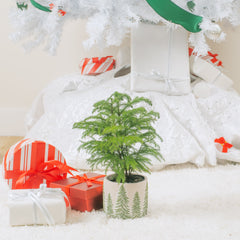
[8,184,67,226]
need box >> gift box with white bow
[131,22,191,95]
[8,184,67,226]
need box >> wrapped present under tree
[8,184,67,226]
[4,138,77,189]
[50,172,105,212]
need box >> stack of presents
[79,24,233,96]
[3,139,105,226]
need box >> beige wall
[0,1,119,135]
[0,4,119,109]
[1,1,240,135]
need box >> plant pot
[103,174,148,219]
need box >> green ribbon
[145,0,203,33]
[30,0,52,12]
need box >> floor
[1,163,240,239]
[0,137,23,164]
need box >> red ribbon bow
[208,51,219,64]
[58,9,66,16]
[16,160,78,188]
[49,3,66,16]
[189,48,224,67]
[49,3,54,9]
[64,174,105,196]
[189,47,194,56]
[214,137,233,153]
[217,61,223,67]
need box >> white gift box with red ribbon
[79,56,116,75]
[189,48,233,90]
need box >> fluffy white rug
[1,164,240,240]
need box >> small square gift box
[131,22,191,95]
[189,48,233,90]
[79,56,116,75]
[50,173,105,212]
[3,138,77,189]
[8,184,68,226]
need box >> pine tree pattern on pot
[103,175,148,219]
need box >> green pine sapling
[73,92,163,183]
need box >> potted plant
[73,92,163,219]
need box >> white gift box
[8,184,67,226]
[131,22,191,95]
[189,55,233,90]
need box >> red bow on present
[16,160,78,188]
[208,51,219,64]
[214,137,233,153]
[49,3,66,16]
[189,48,224,67]
[64,174,105,196]
[72,174,105,187]
[189,47,194,56]
[217,61,223,67]
[49,3,54,10]
[43,160,77,177]
[58,9,66,16]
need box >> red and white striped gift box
[79,56,116,75]
[3,139,66,189]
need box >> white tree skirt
[1,163,240,240]
[26,72,240,169]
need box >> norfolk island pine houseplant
[73,92,163,219]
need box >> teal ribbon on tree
[145,0,203,33]
[30,0,52,12]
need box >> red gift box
[3,138,76,189]
[50,173,105,212]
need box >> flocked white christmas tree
[10,0,240,55]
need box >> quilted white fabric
[26,71,240,170]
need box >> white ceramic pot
[103,174,148,219]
